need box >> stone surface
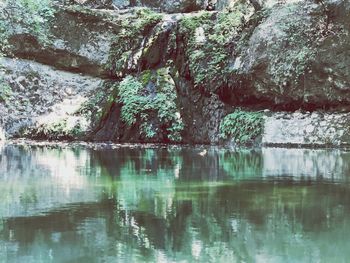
[7,6,125,77]
[60,0,209,13]
[0,58,103,139]
[263,112,350,147]
[233,0,350,108]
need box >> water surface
[1,143,350,262]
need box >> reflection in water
[0,145,350,262]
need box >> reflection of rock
[0,145,98,218]
[262,148,350,181]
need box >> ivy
[220,109,264,145]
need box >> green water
[1,144,350,263]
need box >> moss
[179,11,213,34]
[77,82,118,128]
[219,109,264,145]
[179,9,248,92]
[117,68,184,142]
[140,70,153,86]
[266,3,325,88]
[108,8,163,76]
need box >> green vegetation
[108,8,163,76]
[117,68,184,142]
[77,83,118,128]
[220,149,263,179]
[219,109,264,144]
[0,0,55,48]
[22,118,86,140]
[179,9,248,92]
[0,81,12,103]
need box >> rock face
[235,0,350,108]
[0,58,102,139]
[6,6,135,77]
[263,112,350,147]
[1,0,350,147]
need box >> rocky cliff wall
[1,0,349,147]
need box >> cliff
[0,0,349,147]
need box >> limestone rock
[0,58,103,139]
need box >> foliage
[0,81,12,103]
[179,10,247,92]
[0,0,55,52]
[23,118,86,140]
[219,109,264,144]
[108,8,163,76]
[117,68,184,142]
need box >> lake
[1,142,350,262]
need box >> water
[1,143,350,262]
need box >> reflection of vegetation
[219,149,263,179]
[3,146,350,262]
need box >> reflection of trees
[219,149,263,179]
[3,145,350,261]
[4,181,350,262]
[88,148,183,178]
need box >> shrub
[219,109,264,144]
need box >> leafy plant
[0,83,12,103]
[219,109,264,144]
[117,68,184,142]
